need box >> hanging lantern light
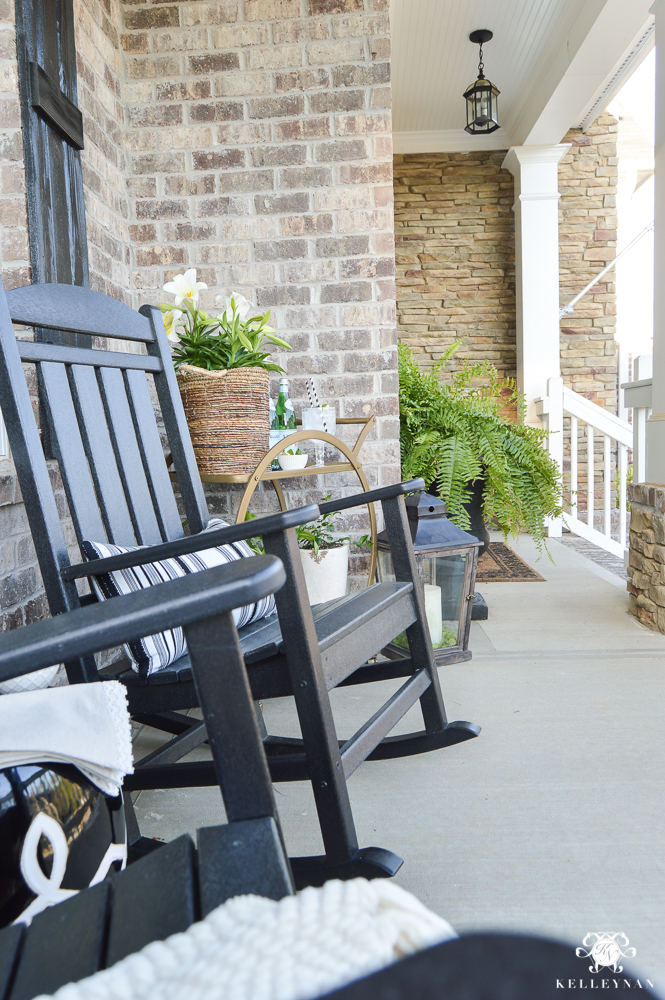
[463,29,500,135]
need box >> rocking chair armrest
[0,556,286,684]
[61,505,321,583]
[317,478,425,515]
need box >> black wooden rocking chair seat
[0,278,480,887]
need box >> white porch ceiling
[391,0,654,154]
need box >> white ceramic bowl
[278,453,308,471]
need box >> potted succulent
[160,269,290,475]
[398,342,562,554]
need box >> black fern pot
[462,478,490,557]
[428,477,490,557]
[0,763,126,928]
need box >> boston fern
[398,342,562,552]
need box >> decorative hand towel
[33,877,456,1000]
[0,680,133,796]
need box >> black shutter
[14,0,90,348]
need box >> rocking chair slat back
[39,361,108,543]
[68,364,137,543]
[141,304,208,537]
[17,340,164,372]
[125,368,184,542]
[0,280,210,634]
[97,366,164,546]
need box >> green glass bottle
[272,378,296,431]
[269,378,296,468]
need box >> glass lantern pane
[377,548,395,584]
[435,554,467,648]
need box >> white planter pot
[299,544,349,605]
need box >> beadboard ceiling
[390,0,654,152]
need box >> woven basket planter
[176,364,269,475]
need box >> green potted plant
[160,270,290,475]
[398,342,562,554]
[246,501,370,603]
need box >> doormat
[476,542,545,582]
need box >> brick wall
[0,0,38,628]
[119,0,399,506]
[0,0,30,291]
[0,0,398,621]
[0,0,131,631]
[393,150,515,376]
[75,0,132,302]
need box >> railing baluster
[570,414,578,518]
[635,406,646,483]
[587,423,594,528]
[619,443,627,552]
[603,434,611,538]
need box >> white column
[502,145,570,426]
[646,0,665,482]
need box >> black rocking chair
[0,277,480,887]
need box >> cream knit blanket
[36,878,455,1000]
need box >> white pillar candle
[424,584,443,647]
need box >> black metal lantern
[377,492,481,666]
[463,29,500,135]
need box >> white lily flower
[215,293,254,324]
[163,268,207,307]
[163,308,184,344]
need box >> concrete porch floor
[133,533,665,990]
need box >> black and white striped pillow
[82,518,276,676]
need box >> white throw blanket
[35,877,456,1000]
[0,680,133,796]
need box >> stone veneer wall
[0,0,397,624]
[626,483,665,631]
[559,118,618,519]
[393,119,618,401]
[393,150,515,377]
[393,120,618,522]
[559,116,618,409]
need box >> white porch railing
[622,354,652,484]
[537,376,632,559]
